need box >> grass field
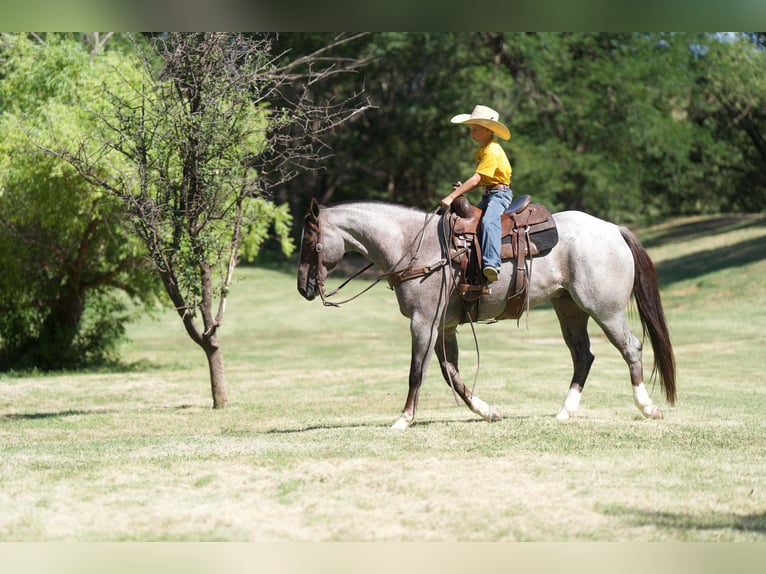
[1,214,765,544]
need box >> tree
[277,32,766,231]
[274,33,497,216]
[278,32,712,225]
[689,34,766,212]
[478,32,713,221]
[0,33,162,370]
[45,33,371,407]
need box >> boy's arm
[440,172,482,209]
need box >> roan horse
[297,198,676,430]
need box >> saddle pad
[501,225,558,259]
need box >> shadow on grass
[264,414,541,434]
[642,215,766,248]
[638,215,766,286]
[0,408,112,421]
[600,504,766,535]
[0,404,199,421]
[265,421,392,434]
[654,233,766,286]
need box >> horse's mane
[324,200,428,217]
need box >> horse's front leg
[436,327,502,423]
[391,314,438,430]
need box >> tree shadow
[645,217,766,285]
[654,234,766,285]
[600,504,766,536]
[0,408,112,421]
[0,404,210,421]
[641,215,766,248]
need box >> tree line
[275,32,766,226]
[1,32,764,397]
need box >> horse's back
[553,210,629,250]
[535,211,635,308]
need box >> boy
[440,104,512,283]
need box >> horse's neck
[325,203,427,270]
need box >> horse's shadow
[600,504,766,535]
[264,413,542,434]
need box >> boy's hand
[440,196,453,210]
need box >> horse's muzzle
[297,268,317,301]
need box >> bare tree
[49,32,372,407]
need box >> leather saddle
[448,194,558,321]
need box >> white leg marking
[556,387,582,420]
[633,382,663,419]
[391,412,414,430]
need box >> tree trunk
[37,286,86,369]
[203,334,228,409]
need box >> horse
[297,198,676,430]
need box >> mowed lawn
[1,214,765,542]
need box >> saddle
[448,194,558,321]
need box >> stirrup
[458,284,490,301]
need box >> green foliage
[0,289,133,371]
[280,32,766,235]
[240,199,295,262]
[692,35,766,212]
[0,33,162,371]
[274,32,491,209]
[3,31,766,374]
[85,34,295,318]
[0,33,299,378]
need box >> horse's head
[297,198,344,301]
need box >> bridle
[299,205,380,307]
[300,202,447,307]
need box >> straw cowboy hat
[450,104,510,140]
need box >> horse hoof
[391,414,413,430]
[485,405,502,423]
[638,404,664,420]
[556,407,574,420]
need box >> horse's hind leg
[595,311,663,420]
[552,293,595,420]
[435,327,502,423]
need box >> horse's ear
[309,197,321,220]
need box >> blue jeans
[478,188,513,269]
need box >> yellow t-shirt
[475,140,511,187]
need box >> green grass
[1,214,765,541]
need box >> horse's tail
[620,227,677,405]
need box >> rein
[317,260,377,307]
[438,210,482,400]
